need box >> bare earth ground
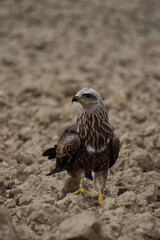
[0,0,160,239]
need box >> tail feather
[42,145,57,159]
[46,167,61,176]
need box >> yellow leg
[94,189,103,205]
[72,178,89,197]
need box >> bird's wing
[56,126,81,169]
[44,125,81,176]
[42,125,81,163]
[109,132,120,168]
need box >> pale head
[72,87,104,109]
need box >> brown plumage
[42,87,120,204]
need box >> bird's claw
[94,189,103,205]
[94,198,103,205]
[72,187,89,197]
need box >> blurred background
[0,1,160,240]
[0,0,160,167]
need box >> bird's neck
[78,103,108,123]
[77,104,110,133]
[76,105,111,149]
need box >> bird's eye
[85,94,91,98]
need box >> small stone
[34,107,60,125]
[132,109,146,123]
[137,213,160,239]
[120,132,131,144]
[4,180,13,190]
[4,139,15,147]
[0,196,4,204]
[116,191,136,207]
[154,136,160,149]
[19,127,32,141]
[1,161,9,167]
[5,199,16,208]
[56,212,105,240]
[154,208,160,216]
[30,209,48,224]
[18,196,32,206]
[16,211,22,220]
[9,187,22,198]
[131,148,153,172]
[139,185,158,203]
[0,206,20,240]
[145,124,156,136]
[13,179,21,185]
[15,152,33,165]
[103,197,117,210]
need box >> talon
[94,199,103,205]
[94,189,103,205]
[72,177,89,197]
[72,187,88,196]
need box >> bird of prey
[42,87,120,204]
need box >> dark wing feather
[46,167,61,176]
[56,128,81,169]
[42,145,57,159]
[109,133,120,168]
[45,125,81,176]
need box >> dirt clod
[0,0,160,240]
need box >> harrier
[42,87,120,204]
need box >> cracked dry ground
[0,0,160,240]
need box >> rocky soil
[0,0,160,239]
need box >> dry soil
[0,1,160,240]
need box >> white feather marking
[87,144,107,153]
[107,138,110,144]
[87,144,95,153]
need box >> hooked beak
[72,94,80,103]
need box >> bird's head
[72,87,104,109]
